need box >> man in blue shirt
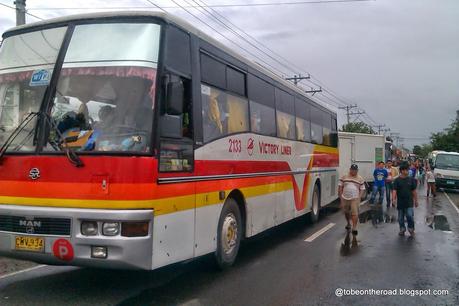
[370,161,388,205]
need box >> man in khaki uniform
[338,164,366,236]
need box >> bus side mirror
[165,75,184,115]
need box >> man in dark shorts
[392,162,418,237]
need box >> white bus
[0,11,338,270]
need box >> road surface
[0,186,458,306]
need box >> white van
[433,151,459,190]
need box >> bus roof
[2,11,335,115]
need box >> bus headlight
[81,221,98,236]
[121,221,149,237]
[102,222,120,236]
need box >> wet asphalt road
[0,185,458,306]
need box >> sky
[1,0,458,149]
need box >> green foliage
[412,145,422,156]
[340,122,375,134]
[430,111,459,152]
[413,144,433,158]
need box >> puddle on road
[358,204,396,225]
[340,231,359,256]
[425,214,451,231]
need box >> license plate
[446,180,455,185]
[15,236,44,252]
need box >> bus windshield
[0,27,67,152]
[0,22,160,154]
[435,154,459,170]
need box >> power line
[189,0,299,77]
[27,0,375,11]
[196,0,351,108]
[0,2,44,21]
[157,0,290,76]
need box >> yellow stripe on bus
[313,145,338,154]
[0,181,294,216]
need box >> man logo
[19,220,42,227]
[19,220,42,234]
[29,168,40,180]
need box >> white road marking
[0,264,47,280]
[304,222,336,242]
[443,191,459,215]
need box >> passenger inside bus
[203,88,224,141]
[50,69,155,152]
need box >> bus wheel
[215,198,242,269]
[309,184,321,223]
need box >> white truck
[431,151,459,190]
[338,132,386,196]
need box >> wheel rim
[221,213,238,255]
[312,189,319,215]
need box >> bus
[0,11,339,270]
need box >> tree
[413,144,432,158]
[340,122,375,134]
[430,110,459,152]
[412,145,422,156]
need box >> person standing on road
[409,161,417,183]
[338,164,366,236]
[426,166,436,197]
[393,162,418,237]
[385,160,399,208]
[370,161,388,205]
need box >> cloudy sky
[1,0,458,148]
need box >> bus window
[295,98,311,142]
[277,111,295,139]
[250,101,276,137]
[201,84,249,142]
[322,112,332,146]
[226,66,246,97]
[310,106,323,144]
[275,88,295,140]
[201,53,226,90]
[45,23,159,153]
[0,27,67,152]
[331,117,338,147]
[202,85,226,142]
[227,94,249,134]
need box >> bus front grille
[0,215,71,236]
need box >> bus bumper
[0,205,154,270]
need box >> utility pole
[390,133,400,147]
[338,104,364,125]
[381,128,391,136]
[373,124,385,134]
[285,74,310,86]
[304,86,322,96]
[15,0,26,26]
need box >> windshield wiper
[41,112,84,168]
[0,112,39,164]
[0,111,84,168]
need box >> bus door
[155,72,196,267]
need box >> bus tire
[310,183,321,223]
[215,198,242,270]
